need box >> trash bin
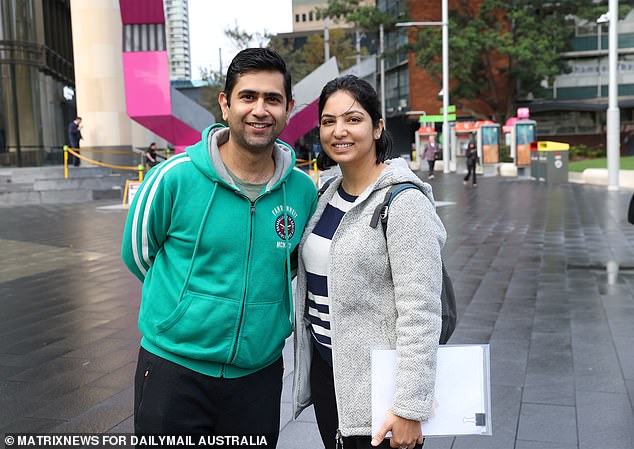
[531,141,569,183]
[530,142,542,181]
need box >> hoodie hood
[185,124,296,191]
[352,157,436,207]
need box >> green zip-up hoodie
[122,125,317,378]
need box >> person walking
[121,48,317,444]
[143,142,163,169]
[422,135,439,179]
[67,117,83,166]
[463,142,479,187]
[293,75,445,449]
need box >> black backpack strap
[370,182,421,234]
[369,181,456,344]
[318,177,336,197]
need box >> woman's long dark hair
[316,75,393,170]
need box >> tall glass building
[0,0,75,167]
[164,0,191,80]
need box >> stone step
[0,187,122,206]
[0,182,33,193]
[0,166,128,206]
[33,174,125,191]
[0,166,113,183]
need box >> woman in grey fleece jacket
[293,76,446,449]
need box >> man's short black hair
[223,48,292,109]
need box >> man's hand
[371,411,423,449]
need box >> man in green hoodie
[122,48,317,444]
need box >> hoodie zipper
[221,195,258,377]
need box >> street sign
[422,114,457,123]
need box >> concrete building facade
[292,0,375,33]
[69,0,167,156]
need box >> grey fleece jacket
[293,158,446,436]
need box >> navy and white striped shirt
[302,184,358,366]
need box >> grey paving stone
[0,417,66,434]
[517,403,577,445]
[278,421,322,449]
[0,175,633,449]
[51,387,134,433]
[88,362,137,390]
[626,378,634,415]
[9,357,102,383]
[108,415,134,433]
[515,440,577,449]
[27,386,122,420]
[522,377,576,407]
[577,390,634,449]
[418,437,454,449]
[490,358,526,388]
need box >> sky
[188,0,293,80]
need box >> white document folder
[371,344,492,437]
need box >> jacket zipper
[335,429,343,449]
[221,194,262,377]
[328,227,344,443]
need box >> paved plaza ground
[1,170,633,449]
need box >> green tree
[199,68,226,125]
[267,34,314,82]
[198,23,271,124]
[268,27,367,83]
[413,0,631,122]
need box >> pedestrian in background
[144,142,163,169]
[122,48,317,444]
[67,116,83,166]
[422,134,439,179]
[463,141,479,187]
[293,75,445,449]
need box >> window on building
[295,14,300,22]
[309,11,313,21]
[302,13,306,22]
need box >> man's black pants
[134,347,283,447]
[70,142,80,166]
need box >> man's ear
[219,92,229,121]
[285,99,295,124]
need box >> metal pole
[607,0,620,191]
[380,23,386,126]
[442,0,450,173]
[597,24,601,98]
[324,18,330,61]
[356,29,361,66]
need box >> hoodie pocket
[230,300,292,370]
[155,291,241,362]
